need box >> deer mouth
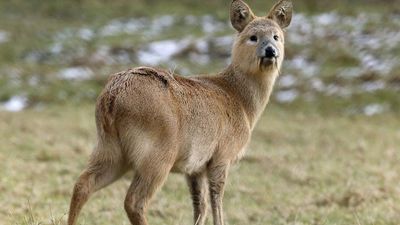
[259,57,275,69]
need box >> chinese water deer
[68,0,292,224]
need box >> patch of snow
[288,14,312,45]
[310,78,325,92]
[326,84,352,97]
[356,34,382,50]
[291,14,312,33]
[363,104,386,116]
[100,20,125,36]
[382,31,400,49]
[195,39,209,53]
[144,15,175,37]
[342,13,368,32]
[2,96,27,112]
[126,18,147,33]
[213,35,234,48]
[359,53,391,74]
[290,57,307,69]
[138,39,190,65]
[201,15,225,34]
[78,28,95,41]
[357,52,372,67]
[54,29,74,41]
[152,15,175,30]
[278,74,297,88]
[314,12,339,26]
[189,52,210,65]
[49,42,63,55]
[137,51,163,66]
[361,81,385,92]
[57,67,93,80]
[0,30,9,44]
[275,89,299,103]
[287,56,319,77]
[339,68,363,79]
[288,31,310,45]
[100,18,146,37]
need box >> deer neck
[221,64,279,129]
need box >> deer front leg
[207,161,229,225]
[186,172,208,225]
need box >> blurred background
[1,0,399,224]
[0,0,399,112]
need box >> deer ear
[267,0,293,29]
[230,0,255,32]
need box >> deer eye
[273,35,279,41]
[249,35,258,42]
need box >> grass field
[1,105,400,225]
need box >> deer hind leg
[124,160,172,225]
[207,161,230,225]
[186,172,208,225]
[68,145,126,225]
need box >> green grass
[1,104,399,225]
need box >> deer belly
[172,137,218,174]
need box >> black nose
[265,46,278,58]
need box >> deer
[67,0,292,224]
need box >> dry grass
[1,104,400,225]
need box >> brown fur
[68,1,293,225]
